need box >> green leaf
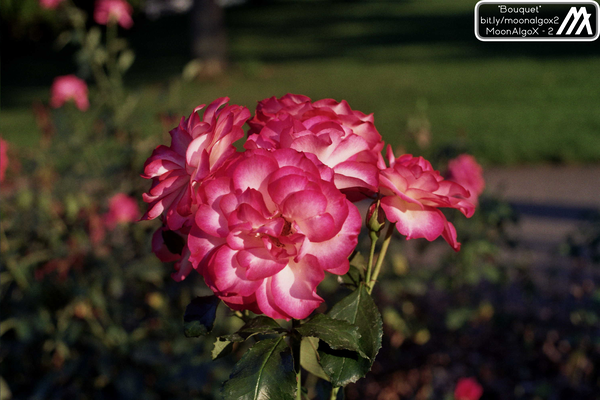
[349,252,366,272]
[318,285,383,387]
[212,338,234,360]
[300,337,330,381]
[295,314,366,358]
[341,264,363,288]
[221,316,284,342]
[183,296,220,337]
[222,337,296,400]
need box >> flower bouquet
[141,94,482,400]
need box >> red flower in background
[50,75,89,111]
[446,154,485,207]
[94,0,134,29]
[0,138,8,183]
[39,0,65,9]
[104,193,140,230]
[454,377,483,400]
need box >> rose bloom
[246,94,384,199]
[248,95,383,153]
[50,75,89,111]
[94,0,134,29]
[104,193,140,230]
[39,0,65,9]
[187,148,362,320]
[141,98,250,231]
[378,146,474,251]
[446,154,485,207]
[0,138,8,183]
[454,377,483,400]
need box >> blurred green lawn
[2,0,600,164]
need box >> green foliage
[300,337,330,382]
[183,296,221,337]
[318,285,383,387]
[212,338,235,360]
[296,314,366,359]
[221,337,296,400]
[221,316,284,343]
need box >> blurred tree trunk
[190,0,228,76]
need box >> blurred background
[1,0,599,399]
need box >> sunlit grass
[2,0,599,165]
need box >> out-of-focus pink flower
[142,98,250,231]
[104,193,140,230]
[94,0,134,29]
[454,377,483,400]
[50,75,89,111]
[39,0,65,9]
[187,148,362,320]
[1,138,8,183]
[378,146,474,251]
[446,154,485,207]
[246,94,384,199]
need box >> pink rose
[50,75,89,111]
[454,377,483,400]
[246,94,384,199]
[0,138,8,183]
[378,146,474,251]
[141,98,250,231]
[39,0,65,9]
[446,154,485,207]
[104,193,140,230]
[248,95,383,152]
[187,148,362,320]
[94,0,134,29]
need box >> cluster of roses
[142,94,484,321]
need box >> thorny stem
[367,222,395,294]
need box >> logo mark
[475,1,599,41]
[556,6,593,34]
